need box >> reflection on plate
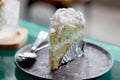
[14,41,113,80]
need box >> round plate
[14,42,113,80]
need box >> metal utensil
[31,31,48,52]
[16,31,48,62]
[17,43,49,62]
[60,41,86,65]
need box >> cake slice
[49,8,85,70]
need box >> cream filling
[50,30,84,53]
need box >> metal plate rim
[14,42,114,80]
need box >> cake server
[60,41,86,65]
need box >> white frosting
[50,8,85,33]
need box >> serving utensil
[60,41,86,65]
[16,31,48,62]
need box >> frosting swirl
[50,8,85,33]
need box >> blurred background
[20,0,120,46]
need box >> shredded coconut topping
[50,8,85,33]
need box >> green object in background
[0,20,120,80]
[19,20,48,37]
[19,20,49,44]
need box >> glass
[0,0,20,39]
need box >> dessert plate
[14,41,113,80]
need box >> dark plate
[14,41,113,80]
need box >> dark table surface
[0,20,120,80]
